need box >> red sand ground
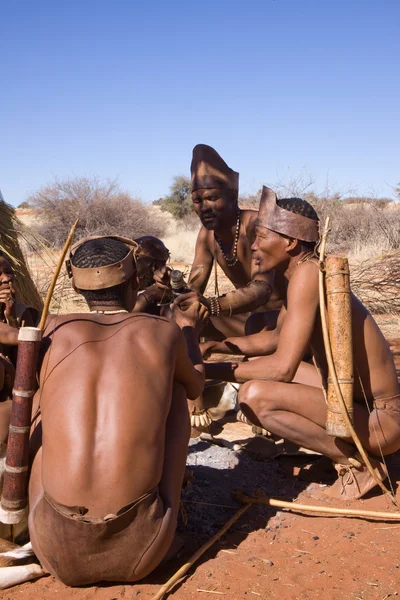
[2,314,399,600]
[2,335,400,600]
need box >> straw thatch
[0,192,43,312]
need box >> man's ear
[285,237,299,253]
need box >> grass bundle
[0,196,43,312]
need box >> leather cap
[66,235,138,291]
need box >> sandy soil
[3,414,400,600]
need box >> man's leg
[238,380,390,499]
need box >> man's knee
[239,381,268,412]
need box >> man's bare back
[27,235,207,586]
[36,312,191,517]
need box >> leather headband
[257,186,320,243]
[66,235,138,291]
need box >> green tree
[153,176,193,219]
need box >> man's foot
[236,409,253,426]
[325,455,388,501]
[190,409,212,438]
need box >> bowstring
[355,363,397,499]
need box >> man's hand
[0,283,17,327]
[171,290,211,313]
[200,340,217,359]
[153,266,172,290]
[173,294,209,334]
[142,284,173,304]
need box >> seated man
[0,251,40,330]
[205,187,400,500]
[189,144,278,339]
[0,323,17,442]
[28,235,207,586]
[133,236,173,314]
[0,252,37,439]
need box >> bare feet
[325,456,388,501]
[236,409,252,426]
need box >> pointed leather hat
[191,144,239,192]
[257,186,320,243]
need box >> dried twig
[153,504,251,600]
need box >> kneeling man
[29,235,207,586]
[206,188,400,500]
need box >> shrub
[27,176,165,247]
[153,176,193,219]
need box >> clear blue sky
[1,0,399,206]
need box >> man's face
[0,256,15,293]
[251,225,289,272]
[191,188,237,230]
[136,256,167,290]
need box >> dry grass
[0,199,43,311]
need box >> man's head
[252,187,320,272]
[134,236,170,290]
[69,236,138,310]
[0,253,15,291]
[190,144,239,230]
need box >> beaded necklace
[214,210,241,268]
[90,309,128,315]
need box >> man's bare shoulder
[43,312,178,339]
[287,260,319,298]
[240,209,258,234]
[195,225,213,249]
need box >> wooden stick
[38,218,79,331]
[318,218,395,503]
[234,491,400,521]
[153,504,251,600]
[0,220,79,525]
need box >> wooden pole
[153,504,251,600]
[0,220,79,524]
[325,256,354,437]
[233,491,400,521]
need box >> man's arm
[202,325,280,358]
[132,286,173,313]
[173,299,208,399]
[205,262,319,383]
[188,228,214,294]
[217,277,273,315]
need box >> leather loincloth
[30,487,170,586]
[373,393,400,427]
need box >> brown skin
[0,256,38,329]
[205,225,400,498]
[190,188,282,336]
[0,257,34,422]
[27,272,207,576]
[188,187,279,422]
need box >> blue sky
[1,0,399,206]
